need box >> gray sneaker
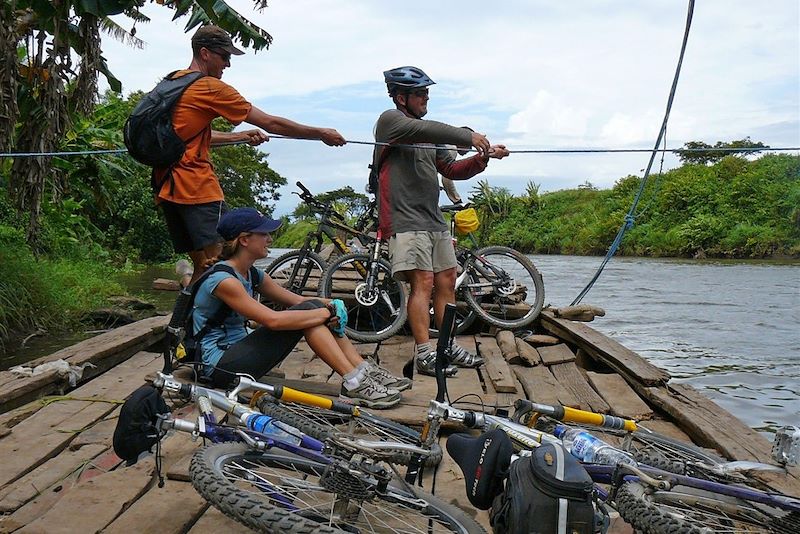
[415,351,457,377]
[365,359,412,391]
[449,343,483,368]
[340,375,401,409]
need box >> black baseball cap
[217,208,281,240]
[191,25,244,56]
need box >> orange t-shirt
[154,70,252,204]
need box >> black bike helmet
[384,66,435,96]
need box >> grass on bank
[0,227,124,354]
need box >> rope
[571,0,695,305]
[0,138,796,158]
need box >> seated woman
[193,207,409,409]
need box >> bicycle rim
[616,481,792,534]
[429,297,477,338]
[267,251,327,299]
[319,253,407,343]
[257,397,443,466]
[191,443,483,534]
[463,246,544,329]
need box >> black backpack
[163,263,260,374]
[490,442,607,534]
[123,71,205,190]
[367,145,391,194]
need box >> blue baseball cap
[217,208,281,240]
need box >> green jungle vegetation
[1,2,798,356]
[276,153,800,260]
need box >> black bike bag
[490,442,597,534]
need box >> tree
[0,0,274,245]
[211,118,286,217]
[292,186,369,222]
[675,138,768,165]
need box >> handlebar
[293,181,346,223]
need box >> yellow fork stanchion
[278,386,359,416]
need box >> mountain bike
[317,230,408,343]
[147,371,479,533]
[434,204,545,336]
[265,181,377,301]
[416,304,800,534]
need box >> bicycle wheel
[536,417,733,482]
[621,428,746,483]
[616,480,793,534]
[267,250,327,302]
[429,284,478,338]
[257,397,443,467]
[191,443,485,534]
[318,253,407,343]
[462,246,544,329]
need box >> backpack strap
[191,263,261,345]
[151,70,207,197]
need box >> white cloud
[102,0,799,214]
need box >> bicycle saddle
[446,428,513,509]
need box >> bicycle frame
[283,181,377,287]
[153,372,430,462]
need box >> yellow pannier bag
[454,208,480,234]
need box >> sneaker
[365,359,412,391]
[341,375,401,409]
[415,351,458,377]
[449,344,483,368]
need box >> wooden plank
[0,351,161,489]
[0,444,106,513]
[302,355,334,382]
[537,343,576,365]
[639,383,772,462]
[539,311,669,386]
[495,330,520,364]
[0,316,168,415]
[189,506,254,533]
[514,365,579,408]
[523,334,560,346]
[638,418,693,443]
[514,338,542,366]
[549,362,610,413]
[586,371,653,420]
[475,336,517,393]
[16,457,156,534]
[103,480,208,534]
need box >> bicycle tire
[536,417,733,481]
[257,397,443,467]
[615,480,789,534]
[318,253,407,342]
[267,250,327,299]
[190,443,485,534]
[462,246,544,329]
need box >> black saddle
[446,428,514,509]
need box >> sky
[104,0,800,217]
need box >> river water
[5,251,798,434]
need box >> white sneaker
[340,375,401,409]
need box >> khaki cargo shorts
[389,231,457,281]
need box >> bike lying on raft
[413,303,800,534]
[136,370,478,534]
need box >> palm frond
[99,18,145,48]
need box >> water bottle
[553,425,637,467]
[242,413,302,446]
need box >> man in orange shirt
[156,25,346,285]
